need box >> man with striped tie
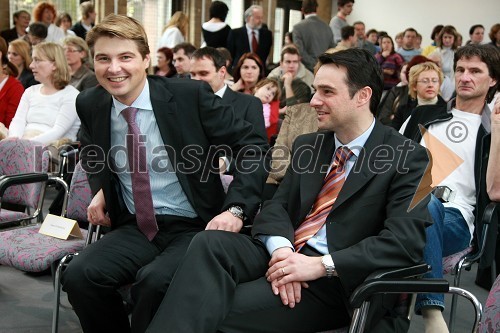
[146,49,433,333]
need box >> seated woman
[375,35,404,90]
[0,37,24,137]
[8,42,80,146]
[7,39,38,89]
[63,36,98,91]
[376,55,431,125]
[230,52,265,94]
[392,61,446,131]
[153,47,176,78]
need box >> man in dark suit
[190,46,267,142]
[0,10,30,44]
[61,15,269,333]
[70,1,96,40]
[227,5,272,68]
[146,49,432,333]
[292,0,335,72]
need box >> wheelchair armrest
[59,147,79,158]
[364,263,430,280]
[349,278,449,308]
[0,173,49,197]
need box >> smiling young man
[146,48,432,333]
[61,14,269,333]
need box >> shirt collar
[246,24,258,34]
[334,117,376,158]
[215,84,228,98]
[304,13,317,19]
[112,79,153,117]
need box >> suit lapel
[299,132,336,219]
[331,121,385,210]
[147,77,195,201]
[221,88,235,104]
[148,77,181,152]
[93,90,112,155]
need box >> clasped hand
[265,247,325,308]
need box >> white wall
[343,0,499,46]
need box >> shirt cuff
[257,235,294,255]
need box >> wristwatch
[321,254,335,278]
[227,205,246,221]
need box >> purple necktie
[122,107,158,241]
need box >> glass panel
[220,0,244,29]
[272,7,284,63]
[288,9,302,32]
[127,0,172,64]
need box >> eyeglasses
[31,57,50,64]
[416,78,440,85]
[64,48,81,53]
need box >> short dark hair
[366,29,377,38]
[341,25,355,40]
[28,22,48,39]
[454,44,500,103]
[430,25,444,40]
[172,42,197,57]
[301,0,318,14]
[403,28,418,36]
[13,9,30,20]
[192,47,226,71]
[280,45,300,62]
[338,0,354,7]
[469,24,484,35]
[317,48,383,114]
[209,1,229,21]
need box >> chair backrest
[0,139,49,207]
[66,161,91,222]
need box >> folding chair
[0,138,50,228]
[0,160,90,273]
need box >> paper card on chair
[39,214,83,240]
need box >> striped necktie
[294,146,353,251]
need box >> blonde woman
[8,42,80,145]
[7,39,37,88]
[158,11,188,48]
[394,61,446,131]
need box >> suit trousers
[61,213,204,333]
[146,231,351,333]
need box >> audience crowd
[0,0,499,332]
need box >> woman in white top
[33,2,65,43]
[8,42,80,145]
[158,11,189,48]
[55,12,76,38]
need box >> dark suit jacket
[227,26,272,67]
[0,28,19,44]
[221,88,266,142]
[70,21,93,40]
[77,76,269,227]
[253,121,432,295]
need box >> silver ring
[281,267,286,275]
